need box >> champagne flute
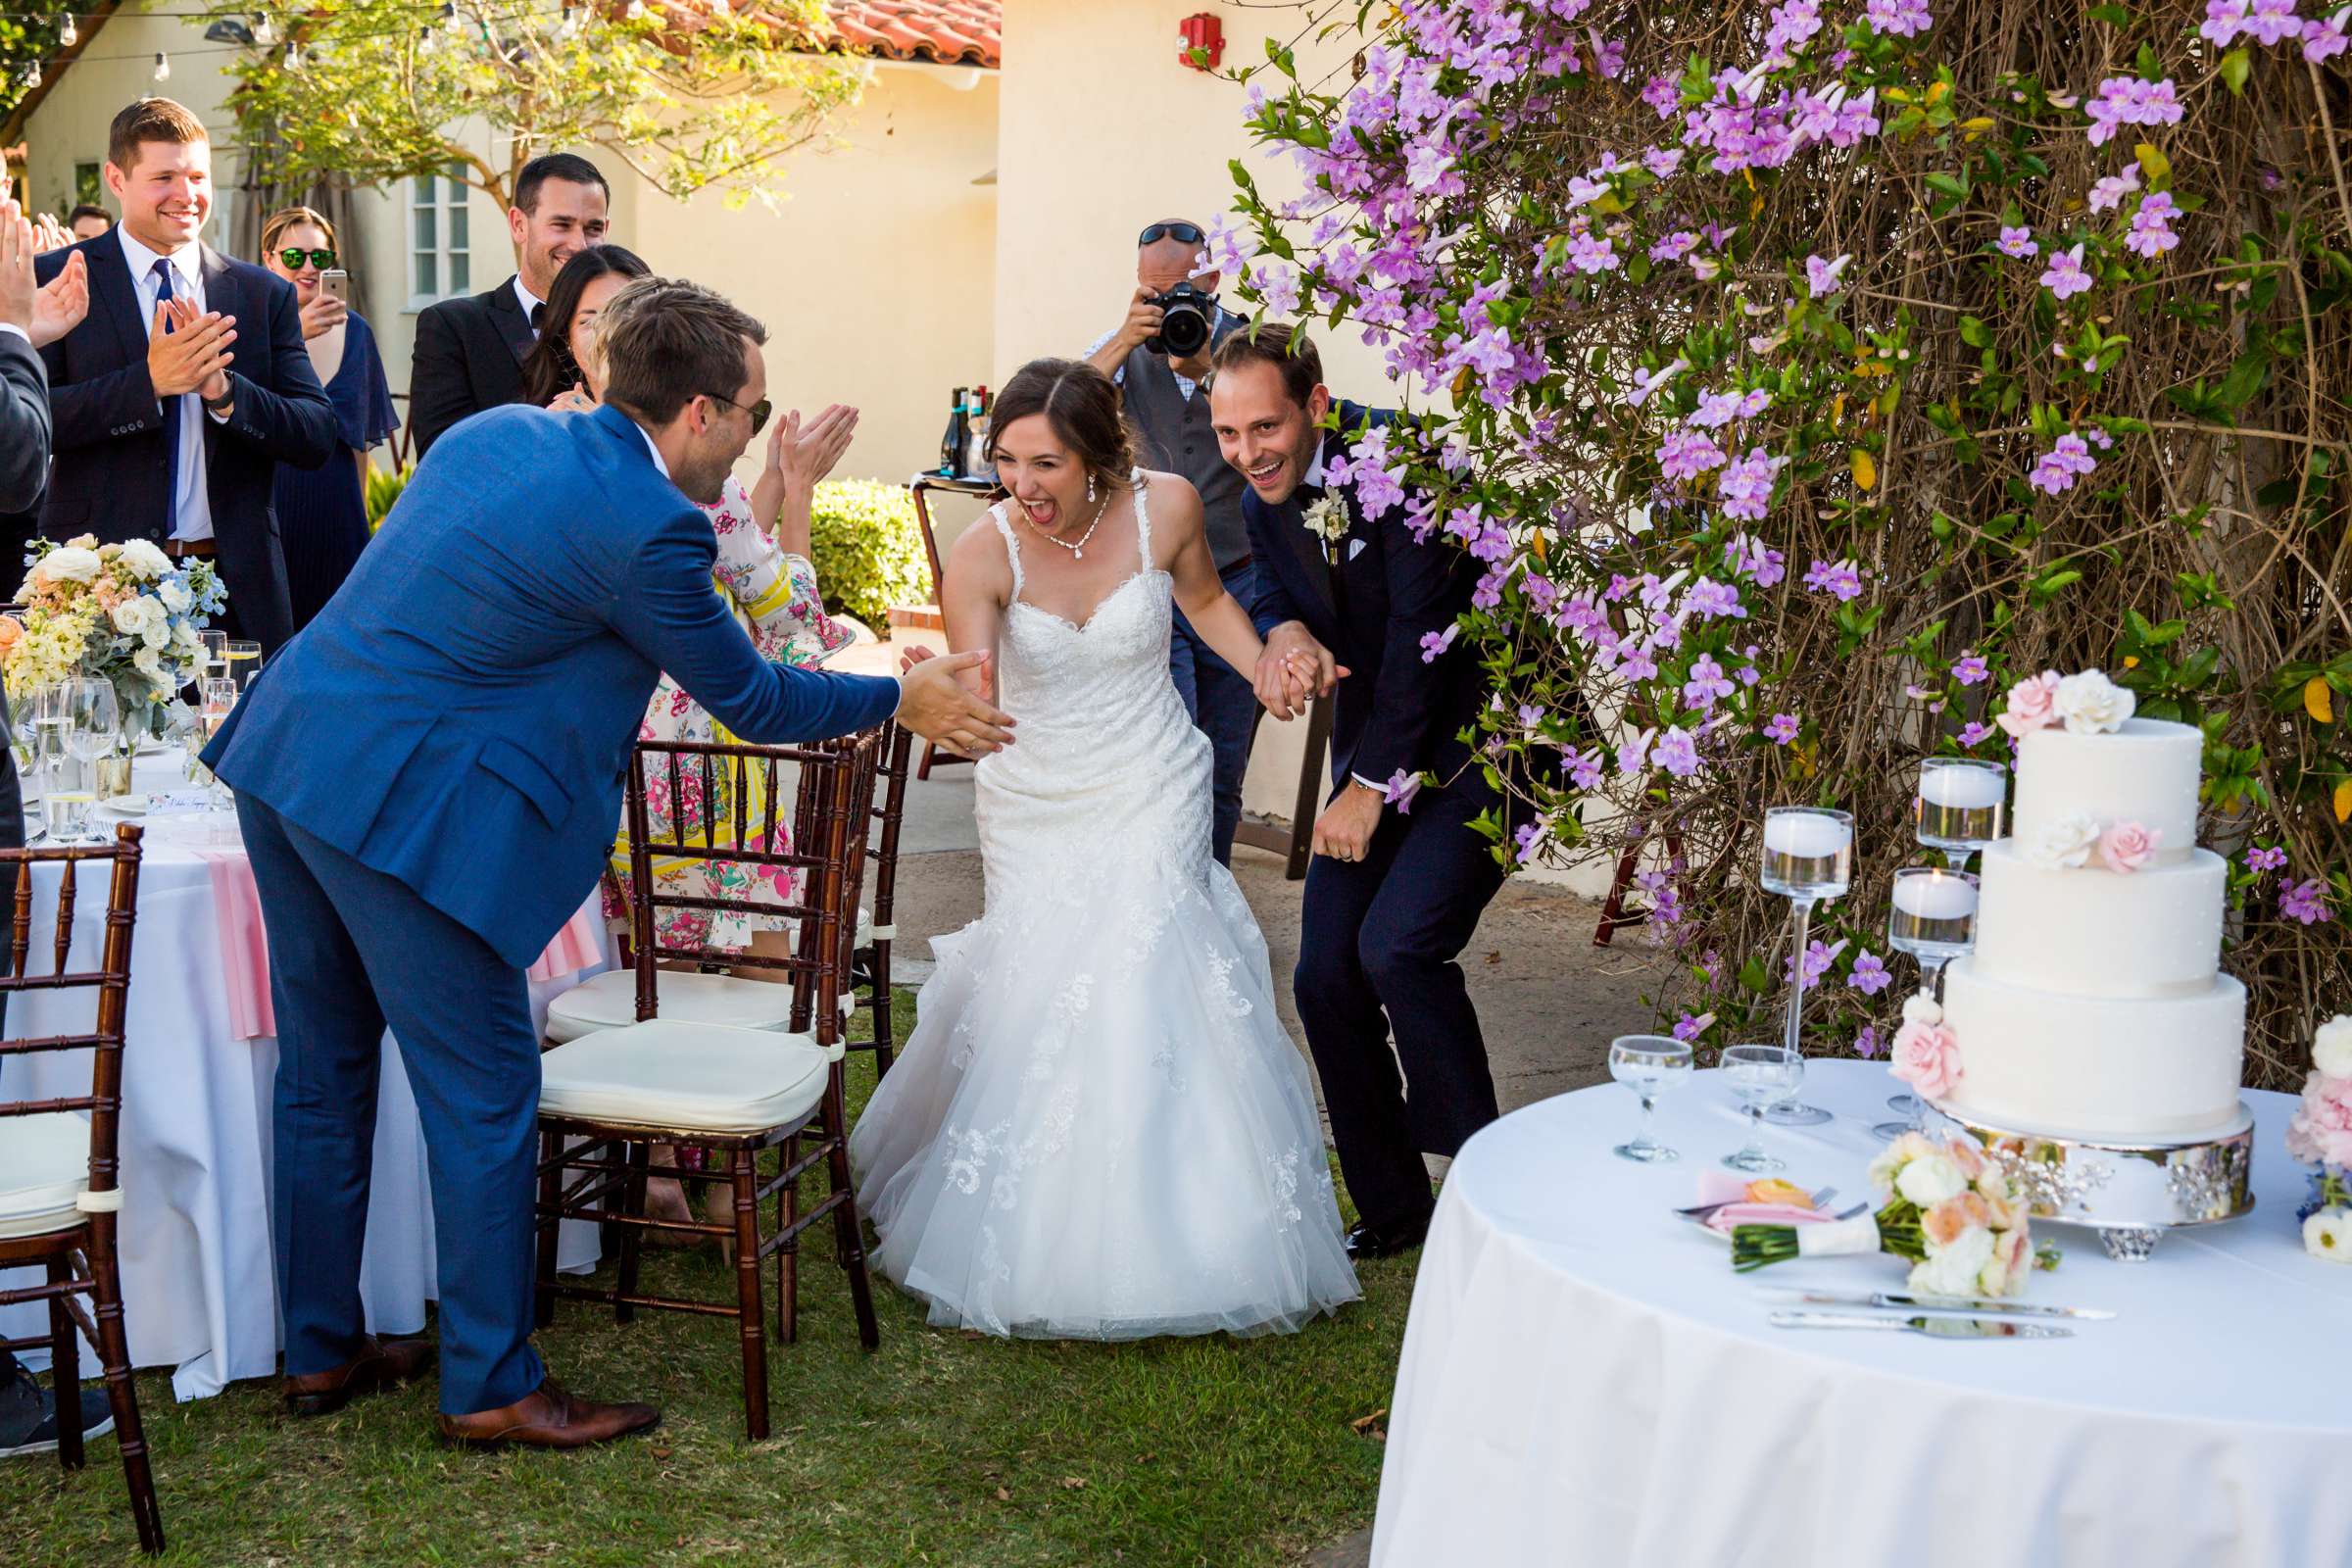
[224,639,264,693]
[197,677,238,811]
[1758,807,1850,1126]
[1608,1035,1693,1163]
[65,678,117,842]
[1873,867,1981,1140]
[1721,1044,1801,1173]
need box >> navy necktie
[153,258,180,533]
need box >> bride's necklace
[1020,491,1113,562]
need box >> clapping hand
[156,295,234,401]
[766,403,858,497]
[30,212,72,255]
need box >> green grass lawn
[8,992,1407,1566]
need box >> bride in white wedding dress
[850,358,1359,1339]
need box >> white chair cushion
[538,1019,842,1134]
[0,1112,92,1241]
[545,968,801,1044]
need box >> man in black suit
[0,191,119,1465]
[1211,325,1509,1261]
[34,98,335,652]
[407,153,610,459]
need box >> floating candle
[1918,760,2007,808]
[1762,809,1853,858]
[1892,870,1979,920]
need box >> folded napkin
[1702,1202,1832,1236]
[193,847,274,1041]
[527,900,608,983]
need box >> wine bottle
[938,387,968,477]
[963,385,991,479]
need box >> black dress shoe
[1344,1213,1432,1260]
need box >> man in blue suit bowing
[204,278,1014,1448]
[1210,325,1506,1263]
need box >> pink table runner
[190,845,608,1040]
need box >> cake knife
[1768,1311,2073,1340]
[1760,1288,2114,1321]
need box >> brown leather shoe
[435,1376,661,1450]
[282,1335,437,1416]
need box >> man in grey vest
[1086,220,1257,863]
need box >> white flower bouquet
[1731,1132,2034,1298]
[0,535,225,746]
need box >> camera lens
[1158,301,1210,358]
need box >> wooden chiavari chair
[0,825,160,1554]
[532,733,882,1441]
[846,722,913,1078]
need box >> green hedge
[808,478,930,628]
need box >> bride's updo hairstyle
[986,358,1143,495]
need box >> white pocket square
[1347,539,1368,562]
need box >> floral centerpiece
[0,536,224,747]
[1732,1131,2034,1298]
[2287,1013,2352,1263]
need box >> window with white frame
[407,167,472,308]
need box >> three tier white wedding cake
[1933,670,2247,1144]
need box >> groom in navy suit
[206,279,1015,1447]
[1211,326,1507,1258]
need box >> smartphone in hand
[319,268,350,306]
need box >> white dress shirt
[514,274,546,337]
[0,322,26,346]
[119,225,220,543]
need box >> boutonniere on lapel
[1301,494,1350,566]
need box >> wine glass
[224,640,263,693]
[1758,807,1851,1126]
[1721,1044,1801,1173]
[1914,758,2005,876]
[1608,1035,1693,1163]
[1873,867,1981,1140]
[64,678,117,843]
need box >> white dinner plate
[97,794,154,816]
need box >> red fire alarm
[1178,13,1223,71]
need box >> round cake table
[1370,1060,2351,1568]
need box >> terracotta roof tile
[826,1,999,69]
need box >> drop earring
[1087,472,1098,506]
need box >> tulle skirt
[849,835,1359,1341]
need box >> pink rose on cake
[1994,670,2062,737]
[2096,820,2160,872]
[1889,1017,1963,1102]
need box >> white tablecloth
[1372,1059,2352,1568]
[1,766,610,1399]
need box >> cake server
[1768,1310,2073,1340]
[1760,1288,2114,1320]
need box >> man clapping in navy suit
[1210,326,1509,1262]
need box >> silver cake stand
[1920,1101,2257,1261]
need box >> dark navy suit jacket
[1243,401,1486,793]
[206,402,902,968]
[34,235,335,650]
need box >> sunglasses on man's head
[707,392,772,435]
[1138,222,1204,247]
[277,247,335,270]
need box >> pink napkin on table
[193,847,274,1041]
[527,899,607,983]
[1691,1170,1834,1235]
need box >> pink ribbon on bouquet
[191,846,610,1040]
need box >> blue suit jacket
[1243,401,1486,793]
[206,402,902,968]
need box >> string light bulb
[557,3,577,37]
[282,39,302,69]
[418,24,438,53]
[624,0,645,19]
[22,63,40,90]
[59,15,77,47]
[253,13,274,43]
[152,50,171,81]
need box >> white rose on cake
[2025,809,2102,869]
[2053,669,2135,734]
[2313,1014,2352,1080]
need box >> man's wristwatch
[202,386,234,416]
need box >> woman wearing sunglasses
[260,206,397,631]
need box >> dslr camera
[1145,282,1217,359]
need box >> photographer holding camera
[1084,219,1256,864]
